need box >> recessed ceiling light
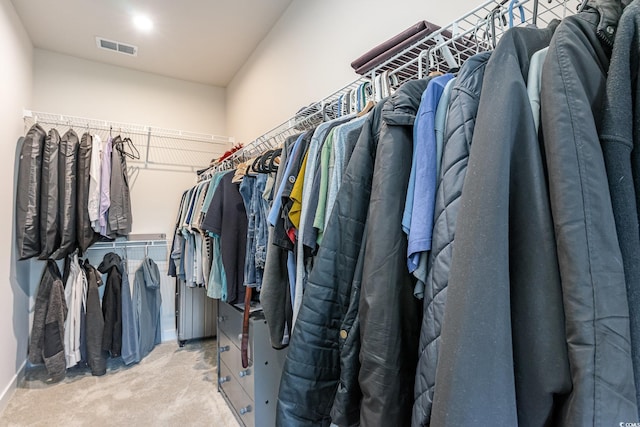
[133,15,153,32]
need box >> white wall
[33,49,227,135]
[30,50,230,344]
[226,0,478,144]
[0,0,33,412]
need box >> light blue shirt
[325,115,368,229]
[267,133,305,227]
[403,74,454,273]
[435,78,456,180]
[527,47,549,134]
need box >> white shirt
[88,134,102,231]
[64,254,86,368]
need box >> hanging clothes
[410,75,457,300]
[109,136,133,237]
[98,252,123,357]
[312,127,337,245]
[201,171,247,304]
[201,172,228,299]
[403,73,454,276]
[39,128,61,259]
[539,7,638,424]
[277,80,428,426]
[412,51,490,427]
[261,134,298,349]
[82,259,107,376]
[599,0,640,412]
[63,252,85,368]
[77,132,98,254]
[430,22,572,426]
[52,129,80,260]
[88,134,102,232]
[526,47,549,133]
[168,190,188,279]
[293,116,354,327]
[99,137,113,238]
[28,260,67,382]
[16,124,46,260]
[121,260,140,366]
[324,115,367,231]
[239,173,269,289]
[133,257,162,361]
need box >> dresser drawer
[218,301,243,348]
[219,359,255,427]
[219,332,255,398]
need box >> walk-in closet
[3,0,640,425]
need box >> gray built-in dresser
[217,301,288,427]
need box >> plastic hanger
[508,0,526,28]
[123,137,141,160]
[577,0,588,12]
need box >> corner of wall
[0,359,26,414]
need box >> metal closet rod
[87,238,168,250]
[220,78,368,169]
[23,109,234,145]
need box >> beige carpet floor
[0,339,239,426]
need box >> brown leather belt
[241,286,252,368]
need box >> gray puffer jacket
[411,51,490,427]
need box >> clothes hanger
[531,0,539,26]
[357,100,376,117]
[122,137,141,160]
[577,0,588,12]
[350,89,358,114]
[258,150,276,174]
[269,148,282,172]
[508,0,526,28]
[250,154,264,174]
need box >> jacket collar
[382,78,432,126]
[586,0,631,46]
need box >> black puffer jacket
[16,124,46,260]
[51,129,79,260]
[277,79,427,427]
[412,51,490,427]
[541,8,638,424]
[276,99,389,427]
[431,23,571,426]
[99,252,123,357]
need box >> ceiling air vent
[96,37,138,57]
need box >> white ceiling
[11,0,293,87]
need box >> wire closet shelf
[220,0,572,170]
[23,110,235,173]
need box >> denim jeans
[240,174,270,291]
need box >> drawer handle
[218,376,231,385]
[218,316,227,322]
[239,369,251,377]
[219,345,230,353]
[239,405,252,415]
